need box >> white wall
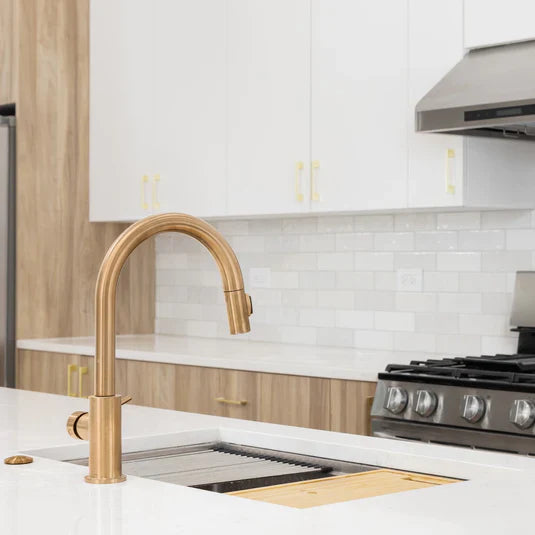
[154,210,535,355]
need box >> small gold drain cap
[4,455,33,465]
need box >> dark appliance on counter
[371,271,535,455]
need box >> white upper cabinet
[226,0,310,216]
[310,0,408,212]
[464,0,535,49]
[407,0,465,208]
[90,0,227,222]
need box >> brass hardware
[141,175,149,210]
[67,364,79,397]
[215,397,248,406]
[294,161,304,202]
[365,396,375,437]
[311,160,320,201]
[66,213,252,484]
[67,395,132,442]
[4,455,33,465]
[445,149,456,194]
[152,174,161,210]
[78,366,88,398]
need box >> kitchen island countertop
[0,387,534,534]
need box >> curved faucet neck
[94,213,250,397]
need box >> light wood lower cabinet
[16,350,376,435]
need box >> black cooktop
[379,353,535,392]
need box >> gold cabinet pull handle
[215,397,247,406]
[445,149,456,194]
[152,174,160,210]
[311,160,320,201]
[78,366,88,398]
[295,161,304,202]
[141,175,149,210]
[67,364,79,397]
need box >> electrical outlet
[396,269,422,292]
[249,267,271,288]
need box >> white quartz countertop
[16,334,427,381]
[1,387,535,534]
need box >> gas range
[371,351,535,455]
[371,271,535,455]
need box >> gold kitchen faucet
[66,213,253,484]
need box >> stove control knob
[509,400,535,430]
[384,387,408,414]
[461,395,486,423]
[414,390,438,417]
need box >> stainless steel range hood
[416,40,535,141]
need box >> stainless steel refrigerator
[0,116,15,387]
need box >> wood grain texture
[14,0,154,341]
[228,469,458,508]
[329,379,377,436]
[0,0,17,104]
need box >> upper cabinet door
[150,0,227,218]
[464,0,535,49]
[90,0,227,222]
[407,0,464,208]
[226,0,311,216]
[310,0,408,213]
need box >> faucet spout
[67,213,252,484]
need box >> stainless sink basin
[66,442,378,493]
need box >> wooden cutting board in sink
[227,469,459,509]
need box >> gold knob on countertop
[4,455,33,465]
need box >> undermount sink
[64,442,378,493]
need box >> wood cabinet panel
[330,379,376,436]
[257,373,330,430]
[17,350,376,435]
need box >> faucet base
[85,474,126,484]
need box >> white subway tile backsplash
[438,293,481,313]
[395,292,436,312]
[354,252,394,271]
[375,311,415,332]
[300,271,336,290]
[318,252,354,271]
[437,212,480,230]
[336,233,374,251]
[415,313,458,334]
[354,330,394,350]
[423,272,459,292]
[506,229,535,250]
[354,214,394,232]
[374,232,414,251]
[415,232,457,251]
[335,310,374,329]
[436,334,481,356]
[156,209,532,355]
[459,230,505,251]
[394,332,436,352]
[317,216,353,233]
[394,213,436,231]
[437,252,481,272]
[317,290,354,309]
[336,271,375,290]
[481,210,531,229]
[459,273,507,293]
[299,308,336,328]
[459,314,508,336]
[394,252,436,270]
[481,251,533,272]
[300,234,336,252]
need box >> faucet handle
[67,395,132,441]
